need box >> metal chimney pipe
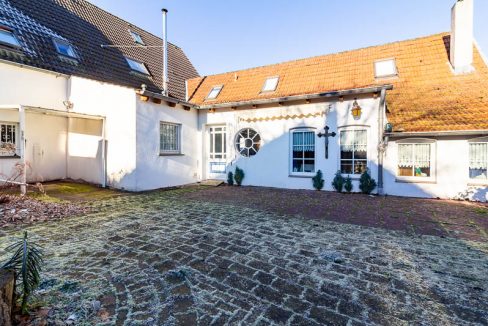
[162,8,169,96]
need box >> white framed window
[0,27,21,48]
[374,58,398,78]
[160,122,181,155]
[125,57,150,75]
[53,39,77,58]
[396,139,436,181]
[207,85,223,100]
[340,129,368,175]
[235,128,261,157]
[290,128,315,175]
[261,76,279,92]
[469,140,487,180]
[0,122,18,157]
[130,30,144,45]
[209,126,227,159]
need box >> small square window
[130,30,145,45]
[160,122,181,154]
[0,122,18,157]
[262,76,279,92]
[374,59,398,78]
[53,39,77,58]
[207,85,223,100]
[125,57,150,75]
[0,27,21,48]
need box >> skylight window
[130,30,145,45]
[374,59,398,78]
[207,85,223,100]
[0,27,21,48]
[53,39,77,58]
[125,57,150,75]
[262,76,279,92]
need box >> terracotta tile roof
[187,33,488,133]
[0,0,199,100]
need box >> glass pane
[414,165,430,177]
[304,150,315,159]
[303,160,314,173]
[398,166,413,176]
[470,168,488,179]
[292,160,303,173]
[341,150,353,160]
[341,161,353,174]
[0,30,20,47]
[293,149,303,159]
[215,133,222,153]
[355,150,367,160]
[354,160,367,174]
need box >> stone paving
[0,186,487,325]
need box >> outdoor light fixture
[351,99,362,119]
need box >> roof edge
[197,85,393,110]
[387,130,488,138]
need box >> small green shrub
[312,170,324,190]
[331,171,345,193]
[227,171,234,186]
[344,176,353,193]
[234,166,245,186]
[359,169,377,194]
[2,231,44,314]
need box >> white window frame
[289,128,316,177]
[53,38,77,59]
[395,138,436,183]
[160,122,182,155]
[208,125,227,160]
[129,30,145,45]
[261,76,279,93]
[0,122,18,157]
[206,85,223,100]
[338,127,369,177]
[374,58,398,79]
[468,137,488,184]
[125,57,150,75]
[0,26,21,48]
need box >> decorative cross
[317,126,336,159]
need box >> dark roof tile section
[188,33,488,133]
[0,0,199,100]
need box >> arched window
[235,128,261,157]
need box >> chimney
[162,8,169,96]
[450,0,474,74]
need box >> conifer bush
[344,176,353,193]
[227,171,234,186]
[359,169,377,194]
[331,170,345,193]
[234,167,245,186]
[312,170,324,190]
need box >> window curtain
[293,131,314,152]
[469,143,487,169]
[160,124,178,151]
[340,130,367,152]
[398,143,430,168]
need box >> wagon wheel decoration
[235,128,261,157]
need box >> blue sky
[88,0,488,76]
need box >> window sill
[467,181,488,186]
[0,155,20,159]
[395,178,436,184]
[159,153,184,157]
[289,174,314,178]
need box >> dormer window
[53,39,77,58]
[207,85,223,100]
[0,27,21,48]
[125,57,150,75]
[130,30,145,45]
[374,59,398,78]
[262,76,279,92]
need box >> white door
[206,125,228,179]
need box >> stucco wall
[69,76,137,190]
[198,96,381,191]
[384,137,488,201]
[135,100,200,191]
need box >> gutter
[386,130,488,138]
[197,85,393,110]
[377,88,387,195]
[138,89,197,109]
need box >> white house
[0,0,487,201]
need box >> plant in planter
[344,176,353,193]
[234,167,245,186]
[312,170,324,191]
[227,171,234,186]
[331,170,345,193]
[1,232,43,314]
[359,169,377,194]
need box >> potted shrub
[312,170,324,191]
[331,171,345,193]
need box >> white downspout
[101,117,107,188]
[162,8,169,96]
[19,105,26,195]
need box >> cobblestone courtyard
[0,186,487,325]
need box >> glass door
[207,125,227,179]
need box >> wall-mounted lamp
[351,99,362,119]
